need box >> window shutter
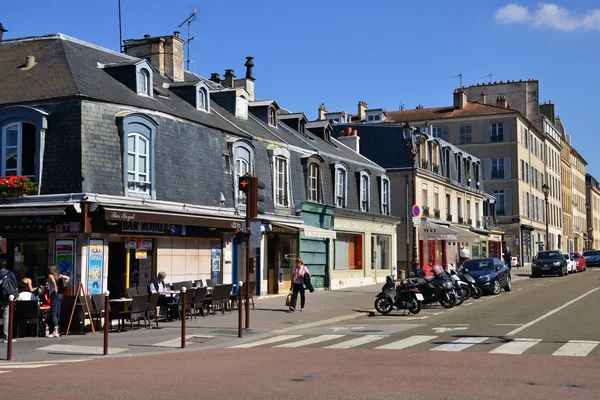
[442,126,449,141]
[503,121,511,142]
[505,188,512,216]
[484,158,492,180]
[483,123,490,143]
[503,157,511,179]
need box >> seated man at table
[149,272,168,294]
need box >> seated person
[17,270,39,301]
[149,272,168,294]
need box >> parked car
[563,253,576,274]
[511,256,519,268]
[583,250,600,267]
[570,252,587,272]
[532,250,568,277]
[463,258,512,295]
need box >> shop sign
[1,215,80,233]
[55,239,76,289]
[211,245,221,272]
[125,239,137,249]
[122,221,167,234]
[135,249,147,259]
[170,224,186,236]
[87,238,104,295]
[108,210,137,221]
[140,239,153,250]
[489,234,502,242]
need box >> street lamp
[403,123,427,271]
[586,204,592,249]
[542,183,549,250]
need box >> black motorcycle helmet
[416,268,426,278]
[385,275,394,284]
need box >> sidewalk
[511,264,532,283]
[0,284,381,363]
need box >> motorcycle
[410,265,457,309]
[456,264,483,299]
[447,270,467,305]
[374,275,423,315]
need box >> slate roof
[0,34,254,139]
[384,101,518,123]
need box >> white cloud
[495,3,530,23]
[494,3,600,31]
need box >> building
[559,124,574,252]
[0,31,397,297]
[332,114,496,277]
[572,149,588,252]
[585,174,600,250]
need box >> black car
[532,250,568,277]
[463,258,512,295]
[583,250,600,267]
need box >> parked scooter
[447,270,467,305]
[409,265,457,309]
[374,275,423,315]
[455,263,483,299]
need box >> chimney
[453,88,467,109]
[495,95,507,108]
[210,73,221,84]
[338,129,360,153]
[124,32,185,81]
[222,69,236,88]
[358,101,368,121]
[540,101,556,124]
[234,57,255,100]
[480,91,486,104]
[318,103,327,120]
[19,56,37,70]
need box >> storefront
[265,223,299,295]
[488,232,503,259]
[300,202,336,290]
[418,220,458,268]
[332,212,398,289]
[453,226,481,263]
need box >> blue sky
[3,1,600,176]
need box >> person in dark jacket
[0,259,18,343]
[289,257,310,312]
[503,246,513,269]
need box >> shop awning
[270,222,337,239]
[453,225,481,243]
[103,207,243,229]
[419,220,457,241]
[0,206,67,216]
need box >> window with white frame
[335,164,348,208]
[1,122,36,177]
[493,189,505,216]
[137,68,150,96]
[381,176,390,215]
[197,87,208,111]
[308,162,321,202]
[360,172,370,212]
[275,156,289,206]
[432,127,443,139]
[491,158,505,179]
[233,142,253,205]
[268,107,277,127]
[491,123,504,142]
[459,124,472,144]
[120,114,157,197]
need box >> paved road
[2,268,600,399]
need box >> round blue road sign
[412,205,421,217]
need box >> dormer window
[268,107,277,127]
[299,120,306,134]
[137,68,151,96]
[359,171,370,212]
[380,176,391,215]
[334,163,348,208]
[197,87,209,112]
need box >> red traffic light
[238,176,251,193]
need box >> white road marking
[432,312,445,315]
[490,338,542,355]
[430,336,490,352]
[495,324,523,326]
[275,335,345,348]
[152,335,195,347]
[506,287,600,336]
[375,335,437,350]
[324,335,389,349]
[0,363,56,369]
[37,344,128,355]
[432,327,469,333]
[441,324,470,326]
[228,334,302,348]
[552,340,600,356]
[0,371,9,374]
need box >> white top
[17,292,36,301]
[150,280,166,294]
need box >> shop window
[334,233,363,270]
[372,235,390,270]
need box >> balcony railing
[458,216,464,224]
[432,163,439,174]
[422,206,430,217]
[447,214,452,222]
[421,159,429,169]
[476,220,481,228]
[467,218,473,226]
[434,209,440,219]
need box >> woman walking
[289,257,310,312]
[46,265,70,338]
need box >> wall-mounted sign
[122,222,167,234]
[87,238,104,295]
[135,250,147,259]
[125,239,137,249]
[55,239,76,289]
[211,245,221,272]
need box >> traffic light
[255,178,266,216]
[238,175,251,193]
[246,176,266,219]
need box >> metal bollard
[6,295,14,361]
[103,291,110,356]
[238,281,243,338]
[181,287,187,349]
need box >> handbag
[285,292,293,307]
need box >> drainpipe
[405,175,410,276]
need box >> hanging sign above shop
[135,249,148,259]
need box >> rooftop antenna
[481,73,492,83]
[118,0,124,53]
[452,73,463,88]
[178,7,197,71]
[399,101,405,111]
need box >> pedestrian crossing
[0,359,88,374]
[227,334,600,357]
